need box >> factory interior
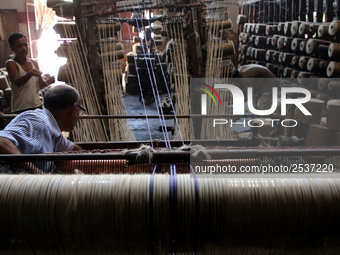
[1,0,340,253]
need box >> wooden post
[326,0,334,21]
[317,0,323,22]
[286,0,292,21]
[300,0,307,21]
[86,15,102,108]
[293,0,299,20]
[187,8,202,77]
[308,0,314,22]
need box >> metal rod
[76,138,261,150]
[2,114,282,120]
[82,3,201,17]
[0,149,339,162]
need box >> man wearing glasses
[0,84,83,172]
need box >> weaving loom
[1,147,340,254]
[2,1,340,254]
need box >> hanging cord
[132,5,171,148]
[139,2,185,147]
[123,5,154,148]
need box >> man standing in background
[6,33,55,114]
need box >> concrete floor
[124,93,174,141]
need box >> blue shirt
[0,109,75,172]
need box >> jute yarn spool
[246,23,253,33]
[255,36,267,47]
[299,41,306,52]
[283,37,293,47]
[127,64,137,75]
[316,93,331,103]
[255,24,267,34]
[238,32,245,41]
[237,15,247,25]
[305,124,331,146]
[133,36,141,44]
[243,23,249,32]
[127,74,138,85]
[307,58,321,72]
[283,67,293,77]
[240,54,251,64]
[310,90,319,98]
[277,36,285,49]
[291,56,301,67]
[290,70,300,78]
[0,75,9,91]
[298,23,312,36]
[283,22,293,36]
[160,30,168,37]
[319,60,330,72]
[328,43,340,58]
[291,38,305,51]
[265,63,274,70]
[266,37,272,46]
[100,50,125,59]
[291,21,302,36]
[250,48,256,58]
[271,51,279,62]
[255,49,266,60]
[133,44,143,54]
[297,72,314,85]
[246,47,253,56]
[277,22,285,33]
[306,39,331,54]
[249,34,256,45]
[153,35,162,41]
[328,20,340,36]
[318,78,331,91]
[216,20,232,30]
[266,25,278,35]
[271,35,279,46]
[326,100,340,129]
[152,25,162,35]
[4,174,340,253]
[327,61,340,77]
[266,50,274,61]
[98,23,121,33]
[278,52,284,63]
[241,45,250,54]
[309,24,319,34]
[217,41,235,57]
[154,39,163,46]
[328,81,340,91]
[282,53,295,64]
[242,33,251,43]
[126,52,135,64]
[294,98,324,124]
[317,25,330,38]
[299,56,310,69]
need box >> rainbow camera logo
[197,82,222,106]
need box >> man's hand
[0,137,45,174]
[46,76,55,85]
[27,68,42,78]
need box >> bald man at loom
[0,84,83,173]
